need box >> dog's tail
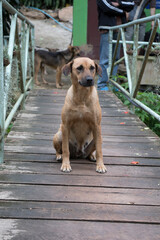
[69,32,73,46]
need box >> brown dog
[34,45,80,88]
[53,57,107,173]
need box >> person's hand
[151,21,154,29]
[111,2,119,7]
[126,12,129,21]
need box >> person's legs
[97,32,121,90]
[97,32,109,90]
[139,22,146,41]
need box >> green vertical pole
[30,27,35,89]
[0,0,4,163]
[73,0,88,46]
[4,13,17,120]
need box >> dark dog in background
[35,46,59,78]
[34,45,80,88]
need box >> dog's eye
[90,65,95,71]
[77,65,84,72]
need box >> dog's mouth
[78,77,94,87]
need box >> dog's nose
[86,76,93,83]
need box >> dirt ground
[29,17,73,89]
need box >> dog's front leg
[94,125,107,173]
[35,67,41,85]
[41,65,48,84]
[56,67,63,89]
[61,124,72,172]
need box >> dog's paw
[88,153,96,162]
[35,81,41,86]
[61,163,72,172]
[43,80,49,85]
[56,154,62,162]
[96,164,107,173]
[56,84,62,89]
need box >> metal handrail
[99,13,160,30]
[2,0,34,26]
[0,0,35,163]
[103,14,160,122]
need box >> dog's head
[68,45,81,57]
[63,57,102,87]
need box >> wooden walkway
[0,88,160,240]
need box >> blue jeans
[97,32,120,89]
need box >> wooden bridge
[0,88,160,239]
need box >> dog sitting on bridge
[34,45,80,88]
[53,57,107,173]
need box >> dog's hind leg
[53,131,62,161]
[41,63,48,84]
[83,139,96,162]
[34,60,41,85]
[56,67,63,88]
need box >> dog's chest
[70,104,93,121]
[70,120,92,150]
[69,105,94,143]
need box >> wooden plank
[0,173,159,189]
[5,138,160,155]
[4,153,160,166]
[4,142,160,158]
[15,111,147,128]
[0,201,160,223]
[1,88,160,240]
[28,88,118,96]
[14,116,145,126]
[25,100,123,109]
[9,125,155,136]
[7,130,159,142]
[20,108,135,118]
[0,219,160,240]
[26,97,123,107]
[0,184,159,205]
[1,162,160,178]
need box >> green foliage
[19,0,73,9]
[3,0,20,35]
[115,83,160,137]
[3,47,10,60]
[6,123,13,134]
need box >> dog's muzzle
[79,76,94,87]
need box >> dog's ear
[95,62,102,77]
[68,44,73,50]
[62,61,73,76]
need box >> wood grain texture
[1,88,160,240]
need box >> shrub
[115,83,160,137]
[19,0,73,9]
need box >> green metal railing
[0,0,34,163]
[103,14,160,122]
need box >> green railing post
[30,27,35,89]
[109,30,121,78]
[4,13,17,120]
[132,19,159,98]
[0,0,35,164]
[106,14,160,122]
[120,28,132,93]
[0,0,4,163]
